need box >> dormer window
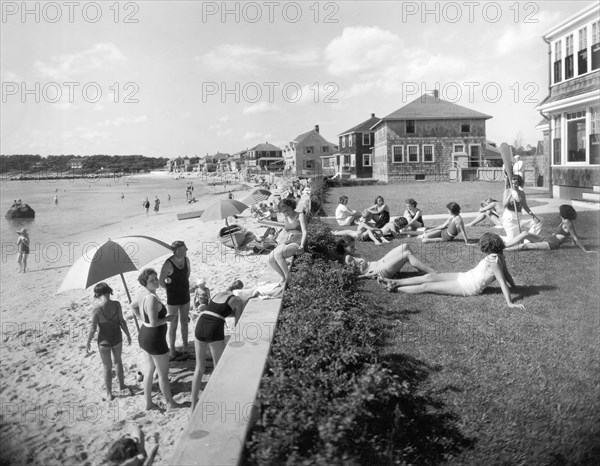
[406,120,415,134]
[461,124,471,133]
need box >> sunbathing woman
[466,198,502,227]
[367,195,391,229]
[420,202,469,244]
[333,210,390,245]
[379,232,523,308]
[504,204,595,253]
[380,216,409,238]
[403,198,424,231]
[337,236,436,279]
[268,198,308,283]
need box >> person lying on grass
[419,202,469,244]
[333,210,390,245]
[465,198,502,228]
[504,204,596,253]
[336,236,436,279]
[378,232,524,308]
[379,216,409,238]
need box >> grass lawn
[324,183,600,464]
[323,181,548,217]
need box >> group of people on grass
[334,173,595,309]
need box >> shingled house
[536,2,599,206]
[283,125,337,177]
[328,113,380,179]
[370,91,493,182]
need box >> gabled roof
[293,128,336,148]
[377,94,492,123]
[249,142,282,152]
[339,114,380,136]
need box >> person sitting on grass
[333,210,390,245]
[335,195,362,226]
[336,236,436,279]
[504,204,596,253]
[378,232,524,308]
[420,202,469,244]
[466,198,502,227]
[403,198,424,231]
[379,216,409,238]
[367,195,391,229]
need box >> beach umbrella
[242,188,271,206]
[56,235,172,328]
[200,199,249,249]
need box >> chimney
[371,113,375,118]
[315,124,320,133]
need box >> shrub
[244,223,469,464]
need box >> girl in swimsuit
[367,195,391,229]
[268,198,308,283]
[502,175,542,240]
[420,202,469,244]
[86,282,132,400]
[504,205,595,253]
[379,233,524,308]
[337,236,436,279]
[403,198,424,232]
[135,268,181,411]
[466,198,502,227]
[16,228,30,273]
[191,281,244,411]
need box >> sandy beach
[0,177,273,465]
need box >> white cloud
[242,102,279,114]
[217,128,232,137]
[496,11,561,56]
[34,43,126,80]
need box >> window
[407,145,419,163]
[340,137,344,148]
[350,155,356,167]
[554,39,562,83]
[304,160,313,169]
[422,144,434,163]
[392,145,404,163]
[362,133,371,145]
[469,145,481,167]
[343,155,350,167]
[565,34,574,79]
[322,146,329,153]
[406,120,415,134]
[578,27,588,75]
[454,144,465,153]
[593,21,600,70]
[461,124,471,133]
[304,146,314,154]
[553,115,562,165]
[566,111,586,162]
[363,153,372,166]
[591,106,600,165]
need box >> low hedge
[244,221,469,465]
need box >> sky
[0,0,592,158]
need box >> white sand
[0,185,275,465]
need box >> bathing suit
[441,217,460,242]
[374,210,390,229]
[281,214,302,245]
[406,210,424,228]
[165,258,190,306]
[97,302,122,347]
[195,294,236,343]
[505,193,522,212]
[364,256,406,279]
[456,254,498,296]
[138,295,169,355]
[17,237,29,254]
[544,223,571,250]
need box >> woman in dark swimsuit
[421,202,469,244]
[136,268,181,411]
[191,281,244,411]
[86,283,132,400]
[504,205,595,253]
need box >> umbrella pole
[120,273,140,332]
[226,217,238,251]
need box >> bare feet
[146,402,162,411]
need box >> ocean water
[0,174,213,246]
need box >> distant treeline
[0,155,169,174]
